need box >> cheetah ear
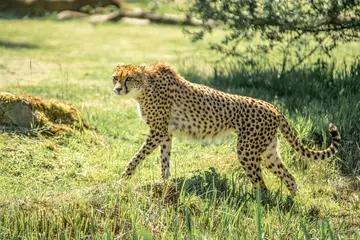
[139,63,147,73]
[117,62,126,67]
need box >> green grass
[0,19,360,239]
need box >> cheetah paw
[121,171,132,179]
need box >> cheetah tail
[279,116,341,160]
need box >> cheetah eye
[112,76,118,84]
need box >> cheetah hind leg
[237,143,269,194]
[261,137,298,196]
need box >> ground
[0,19,359,239]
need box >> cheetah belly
[168,104,233,140]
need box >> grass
[0,19,359,239]
[123,0,188,14]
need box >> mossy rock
[0,92,89,135]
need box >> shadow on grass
[0,40,39,49]
[184,59,360,113]
[141,168,296,213]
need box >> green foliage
[187,0,360,71]
[0,19,359,239]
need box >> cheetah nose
[113,87,122,94]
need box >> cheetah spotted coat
[112,62,341,195]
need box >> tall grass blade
[301,220,311,240]
[185,206,193,240]
[326,221,335,240]
[256,188,262,240]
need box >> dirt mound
[0,92,89,135]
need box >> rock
[57,10,89,20]
[133,8,143,14]
[0,92,89,135]
[87,13,110,23]
[121,17,150,25]
[6,101,34,127]
[87,10,122,23]
[91,9,205,26]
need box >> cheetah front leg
[160,135,172,179]
[121,129,167,178]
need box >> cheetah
[112,62,341,195]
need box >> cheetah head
[112,63,147,97]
